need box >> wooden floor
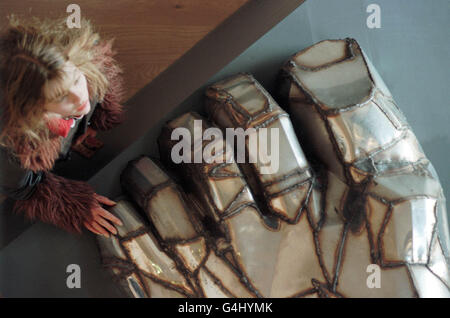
[0,0,250,101]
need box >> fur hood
[2,38,126,173]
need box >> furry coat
[0,39,126,234]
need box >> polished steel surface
[97,39,449,298]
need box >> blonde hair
[0,14,110,154]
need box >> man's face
[43,61,91,118]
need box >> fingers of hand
[89,203,122,237]
[84,220,105,236]
[95,215,118,235]
[93,206,123,226]
[91,221,111,237]
[94,193,117,206]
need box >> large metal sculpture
[97,39,449,298]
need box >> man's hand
[84,193,123,237]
